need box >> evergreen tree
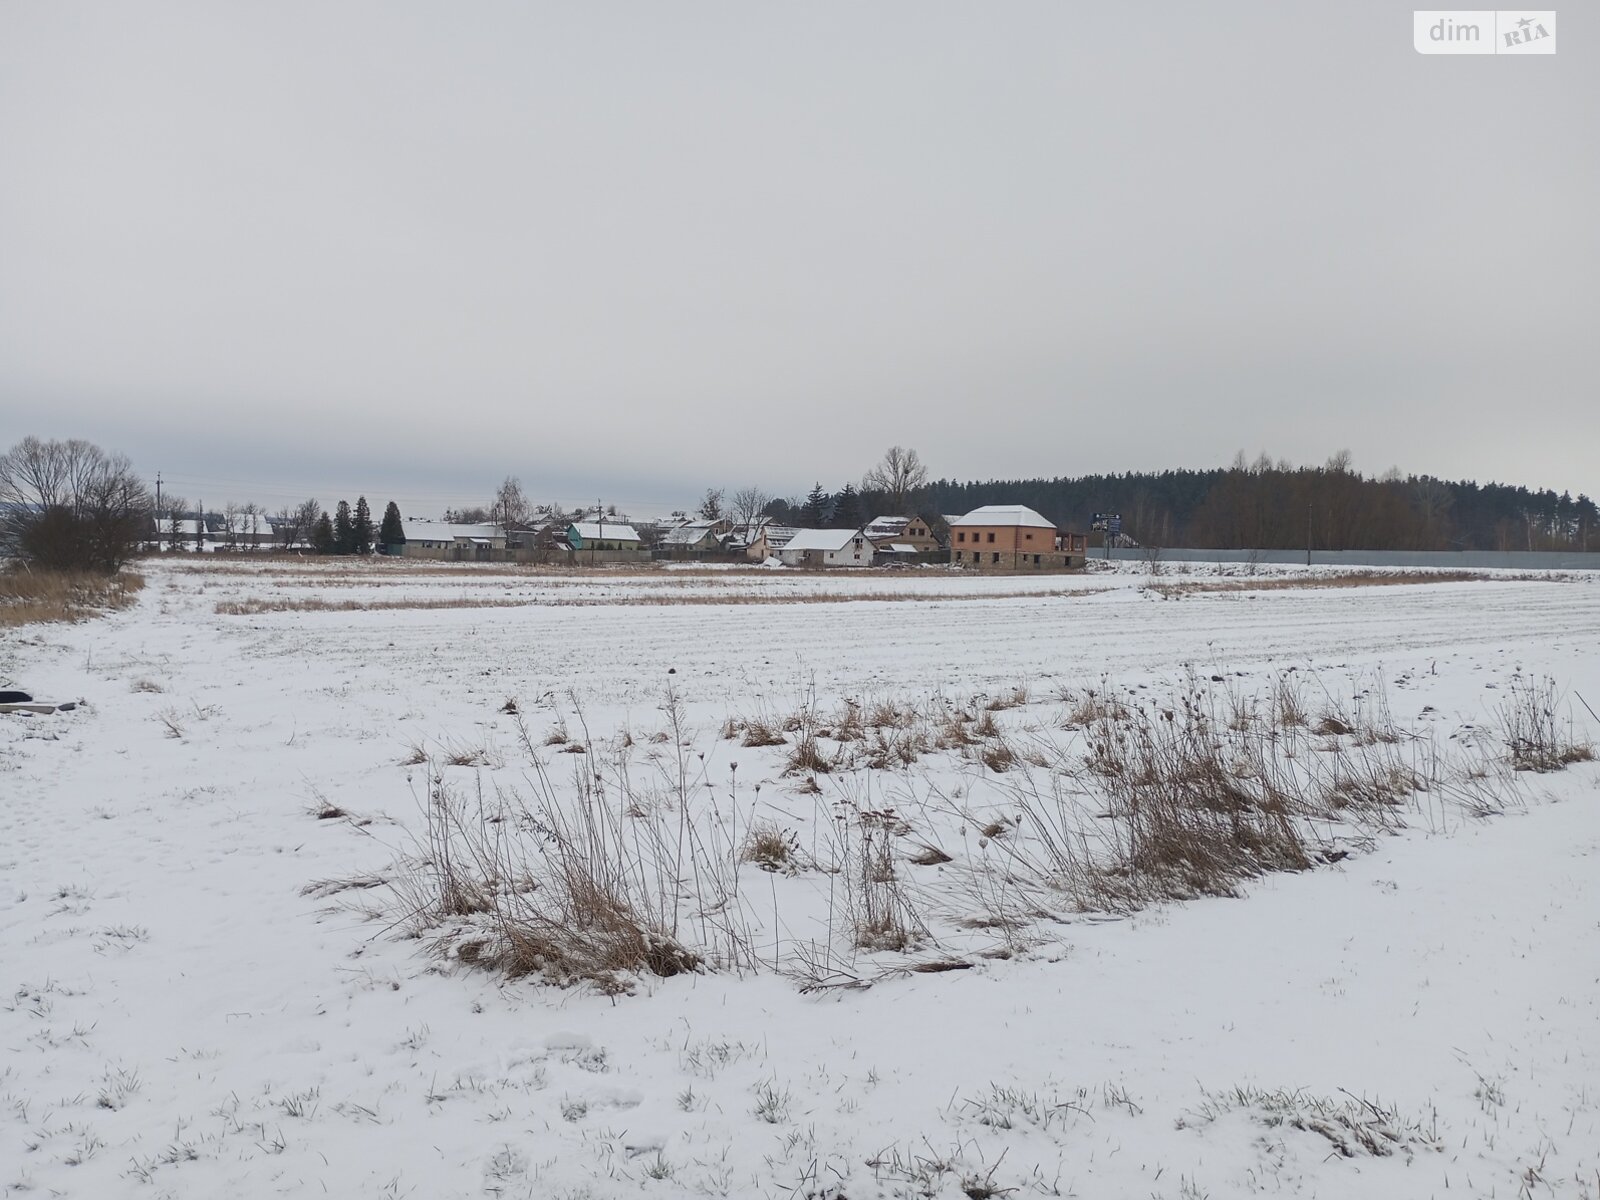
[333,500,354,554]
[379,500,405,552]
[802,482,830,527]
[352,496,374,555]
[311,512,336,555]
[193,501,205,553]
[831,484,862,529]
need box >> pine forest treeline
[913,454,1597,553]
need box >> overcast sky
[1,2,1594,517]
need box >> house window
[957,531,965,542]
[1025,532,1032,540]
[992,552,1000,564]
[986,532,995,543]
[1033,555,1040,564]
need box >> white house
[150,517,210,551]
[778,528,875,568]
[398,519,507,560]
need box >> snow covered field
[3,559,1598,1199]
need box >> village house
[398,519,507,561]
[658,518,733,556]
[149,516,211,552]
[566,520,647,562]
[949,505,1087,571]
[727,519,798,560]
[778,527,875,568]
[864,515,941,553]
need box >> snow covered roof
[950,505,1056,529]
[783,528,869,553]
[866,516,910,536]
[153,518,206,537]
[569,521,640,542]
[882,543,919,554]
[659,521,719,546]
[400,520,503,542]
[762,526,798,548]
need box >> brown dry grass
[0,569,145,627]
[213,587,1093,615]
[1142,570,1550,598]
[739,822,800,873]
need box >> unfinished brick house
[949,504,1086,570]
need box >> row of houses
[143,505,1088,571]
[394,506,1087,571]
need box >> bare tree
[862,446,929,514]
[238,501,265,549]
[0,436,151,572]
[698,488,725,521]
[222,503,242,551]
[494,475,532,532]
[730,486,771,529]
[277,498,322,550]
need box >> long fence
[1104,547,1600,571]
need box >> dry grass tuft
[0,568,144,627]
[1500,676,1596,772]
[786,733,833,776]
[1061,688,1127,729]
[740,822,800,873]
[740,716,788,748]
[393,764,737,992]
[984,686,1029,712]
[848,810,924,952]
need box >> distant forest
[771,452,1597,552]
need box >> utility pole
[1306,503,1313,567]
[155,472,162,550]
[594,498,602,566]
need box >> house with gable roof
[777,527,875,568]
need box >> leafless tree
[698,488,725,521]
[493,475,532,533]
[238,502,267,549]
[730,486,771,529]
[222,503,242,551]
[0,436,151,572]
[862,446,929,513]
[276,498,322,550]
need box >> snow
[2,558,1598,1198]
[781,527,868,552]
[399,519,502,543]
[950,504,1056,529]
[658,522,721,546]
[568,521,640,543]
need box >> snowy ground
[3,559,1598,1199]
